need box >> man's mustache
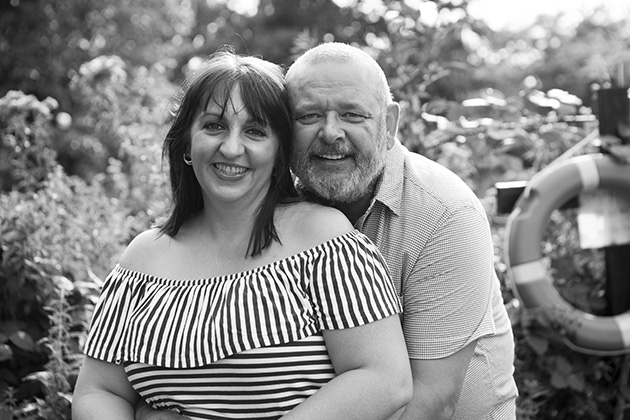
[305,144,356,157]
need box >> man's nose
[320,113,344,143]
[219,131,244,157]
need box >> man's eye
[342,113,368,123]
[296,114,321,124]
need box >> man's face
[288,60,392,204]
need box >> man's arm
[390,203,496,419]
[390,340,476,420]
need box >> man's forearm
[395,382,458,420]
[398,342,475,420]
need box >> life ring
[505,153,630,355]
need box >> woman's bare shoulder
[278,202,354,249]
[118,228,168,272]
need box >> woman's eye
[296,113,321,124]
[247,127,267,137]
[202,122,224,131]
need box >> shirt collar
[371,139,405,217]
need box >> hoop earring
[183,153,192,166]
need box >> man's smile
[318,153,348,160]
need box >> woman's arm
[281,315,412,420]
[72,356,139,420]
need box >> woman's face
[189,86,280,208]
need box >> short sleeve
[82,266,140,364]
[309,230,402,330]
[402,207,496,359]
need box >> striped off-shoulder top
[83,230,402,420]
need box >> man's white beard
[294,161,382,204]
[292,132,389,205]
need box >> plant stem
[614,354,630,420]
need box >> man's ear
[385,102,400,150]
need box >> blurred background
[1,0,630,418]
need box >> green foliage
[0,164,134,417]
[0,89,163,418]
[60,54,173,190]
[2,0,630,418]
[0,91,59,193]
[490,147,628,419]
[0,0,194,110]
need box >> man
[286,42,517,419]
[136,42,518,419]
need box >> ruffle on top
[83,230,401,369]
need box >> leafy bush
[0,91,59,193]
[1,15,628,418]
[403,78,630,418]
[0,171,131,418]
[0,79,168,418]
[1,76,624,420]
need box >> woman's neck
[200,202,255,236]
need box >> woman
[72,48,411,420]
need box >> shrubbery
[0,58,172,418]
[0,57,627,420]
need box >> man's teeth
[320,154,345,160]
[215,164,247,175]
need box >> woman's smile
[212,162,249,179]
[189,85,279,204]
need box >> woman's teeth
[214,164,247,175]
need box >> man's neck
[332,193,373,226]
[297,185,375,226]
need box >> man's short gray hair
[286,42,393,105]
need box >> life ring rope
[575,155,600,189]
[510,259,545,285]
[505,152,630,355]
[618,312,630,349]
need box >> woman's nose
[219,131,244,157]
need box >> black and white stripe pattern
[83,230,401,419]
[124,333,334,419]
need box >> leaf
[23,370,51,383]
[52,275,74,293]
[0,367,18,385]
[554,355,573,374]
[9,330,35,352]
[620,384,630,400]
[527,334,549,355]
[550,371,569,389]
[0,407,12,420]
[0,344,12,362]
[0,320,25,336]
[568,374,586,392]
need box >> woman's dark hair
[159,46,298,257]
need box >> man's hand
[397,341,477,420]
[134,399,190,420]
